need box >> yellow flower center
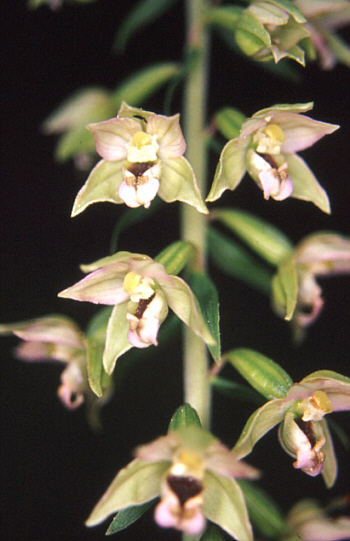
[127,131,159,163]
[255,123,285,155]
[311,390,333,414]
[123,271,155,301]
[264,124,285,143]
[301,390,333,422]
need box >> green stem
[182,0,211,429]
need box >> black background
[1,1,350,540]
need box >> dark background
[1,1,350,540]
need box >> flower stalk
[182,0,211,429]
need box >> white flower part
[301,391,333,422]
[254,123,286,155]
[119,163,161,209]
[154,489,205,536]
[57,360,85,409]
[247,149,294,200]
[126,131,159,163]
[123,271,156,301]
[126,290,169,348]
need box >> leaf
[212,208,293,266]
[106,499,156,535]
[287,153,331,214]
[208,228,272,295]
[211,377,264,406]
[86,459,168,526]
[114,0,179,52]
[237,480,286,539]
[168,403,201,432]
[225,348,293,400]
[71,159,124,217]
[202,471,253,541]
[200,524,226,541]
[112,62,179,108]
[155,241,195,276]
[187,270,221,363]
[271,257,298,320]
[214,107,246,140]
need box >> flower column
[182,0,211,429]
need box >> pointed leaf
[112,63,179,107]
[114,0,179,52]
[71,159,124,217]
[237,480,285,539]
[202,471,253,541]
[214,107,246,140]
[188,270,221,363]
[103,303,132,374]
[168,404,202,432]
[287,153,331,214]
[160,275,215,346]
[206,138,247,202]
[233,399,290,459]
[106,499,157,535]
[212,208,293,266]
[271,258,298,320]
[225,348,293,400]
[155,241,195,276]
[86,459,168,526]
[208,228,272,295]
[159,156,208,214]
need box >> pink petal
[87,117,140,161]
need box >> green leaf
[168,403,201,432]
[225,348,293,400]
[212,208,293,266]
[271,258,298,321]
[208,228,272,295]
[155,241,195,276]
[237,480,286,539]
[114,0,179,52]
[214,107,246,140]
[112,62,179,108]
[187,270,221,363]
[202,471,253,541]
[106,499,156,535]
[204,6,242,31]
[200,524,226,541]
[211,377,264,406]
[286,153,331,214]
[86,459,168,527]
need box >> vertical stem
[182,0,210,429]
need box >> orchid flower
[58,251,214,375]
[271,232,350,341]
[284,498,350,541]
[295,0,350,70]
[234,0,309,65]
[207,102,338,213]
[86,426,259,540]
[71,102,207,215]
[0,315,89,409]
[233,370,350,488]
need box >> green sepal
[86,459,168,526]
[71,159,124,217]
[208,228,272,295]
[211,377,264,406]
[187,270,221,364]
[106,498,156,535]
[271,257,298,321]
[103,303,132,375]
[237,479,286,539]
[204,6,242,31]
[85,307,113,397]
[224,348,293,400]
[235,11,271,56]
[155,241,195,276]
[260,0,306,23]
[200,524,226,541]
[202,471,253,541]
[114,0,179,52]
[214,107,246,140]
[112,62,179,108]
[168,403,201,432]
[286,153,331,214]
[212,208,293,266]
